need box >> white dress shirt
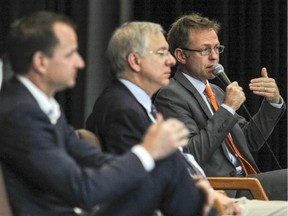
[17,75,61,125]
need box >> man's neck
[25,73,55,98]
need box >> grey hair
[107,21,164,75]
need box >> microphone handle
[217,72,231,86]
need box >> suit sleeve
[155,86,237,165]
[1,104,148,209]
[240,98,286,151]
[95,106,150,154]
[155,84,286,166]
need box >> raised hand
[249,67,281,104]
[141,113,189,160]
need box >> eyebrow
[65,48,78,57]
[200,43,220,47]
[156,46,169,51]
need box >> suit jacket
[0,77,152,215]
[86,79,152,154]
[0,77,208,216]
[154,71,286,177]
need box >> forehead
[53,22,77,47]
[147,32,168,49]
[188,29,219,46]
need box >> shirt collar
[118,78,152,112]
[16,75,60,124]
[181,72,209,94]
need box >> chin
[69,79,77,87]
[162,80,170,86]
[207,74,216,80]
[62,82,76,91]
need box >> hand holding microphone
[212,64,246,111]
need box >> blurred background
[0,0,286,172]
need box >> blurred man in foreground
[0,11,215,216]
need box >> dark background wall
[0,0,286,172]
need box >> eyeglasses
[180,45,225,56]
[148,49,171,57]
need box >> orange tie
[205,85,257,175]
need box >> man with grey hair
[86,21,176,153]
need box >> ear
[127,52,141,73]
[174,48,187,65]
[31,51,49,74]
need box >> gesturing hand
[249,67,281,104]
[141,113,189,160]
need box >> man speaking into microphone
[154,13,287,200]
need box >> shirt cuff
[221,104,236,115]
[131,145,155,172]
[269,97,284,108]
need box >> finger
[174,122,189,139]
[155,112,163,123]
[147,113,164,135]
[168,121,189,146]
[192,176,205,182]
[178,136,189,147]
[261,67,268,78]
[229,81,239,86]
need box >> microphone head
[212,64,224,76]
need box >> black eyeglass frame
[179,45,225,56]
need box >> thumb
[155,113,164,124]
[261,67,268,78]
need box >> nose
[76,53,85,69]
[208,48,218,60]
[167,52,176,67]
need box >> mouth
[207,65,215,70]
[164,71,171,77]
[206,65,216,74]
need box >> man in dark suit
[153,13,287,200]
[0,11,215,216]
[86,21,177,154]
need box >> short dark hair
[7,11,76,74]
[168,13,221,55]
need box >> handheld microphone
[211,64,282,170]
[212,64,231,86]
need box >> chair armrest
[207,177,269,200]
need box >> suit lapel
[12,77,66,147]
[174,71,213,118]
[174,72,233,160]
[114,79,152,123]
